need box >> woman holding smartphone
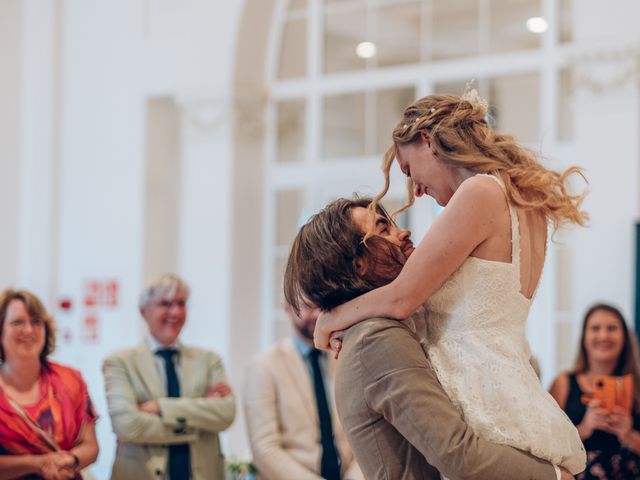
[550,304,640,478]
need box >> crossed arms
[103,350,235,445]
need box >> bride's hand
[314,310,338,350]
[329,330,345,359]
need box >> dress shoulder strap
[475,173,521,271]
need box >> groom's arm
[350,319,557,480]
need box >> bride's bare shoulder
[448,174,508,215]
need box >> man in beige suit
[244,300,363,480]
[284,198,572,480]
[103,274,235,480]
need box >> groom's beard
[294,320,316,342]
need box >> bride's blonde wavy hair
[368,92,588,238]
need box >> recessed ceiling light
[526,16,548,34]
[356,41,377,59]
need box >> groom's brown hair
[284,197,405,314]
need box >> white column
[176,94,242,458]
[0,0,22,289]
[54,1,146,476]
[17,0,61,302]
[176,96,233,361]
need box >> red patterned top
[0,361,97,454]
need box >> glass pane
[558,0,572,43]
[375,2,422,67]
[434,80,465,96]
[489,0,542,53]
[279,18,306,79]
[289,0,306,10]
[375,86,415,154]
[276,99,305,164]
[276,189,304,246]
[322,92,365,159]
[434,77,536,143]
[433,0,479,60]
[489,73,540,144]
[558,68,573,142]
[434,79,486,97]
[324,8,367,73]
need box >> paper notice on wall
[77,278,119,344]
[56,296,74,345]
[105,279,118,307]
[83,278,119,308]
[81,313,99,344]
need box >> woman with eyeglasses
[0,289,98,479]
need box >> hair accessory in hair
[430,107,436,114]
[461,81,488,116]
[414,116,423,124]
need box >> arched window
[263,0,575,385]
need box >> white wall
[5,0,246,476]
[56,1,245,475]
[0,0,22,290]
[560,0,640,368]
[572,85,639,330]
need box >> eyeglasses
[7,318,45,330]
[154,299,187,309]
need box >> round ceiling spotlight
[526,16,548,34]
[356,41,377,59]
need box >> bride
[314,89,587,475]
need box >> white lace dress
[422,175,585,474]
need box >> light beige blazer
[103,341,236,480]
[243,337,363,480]
[335,317,558,480]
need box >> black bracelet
[70,453,80,468]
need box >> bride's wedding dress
[422,174,585,474]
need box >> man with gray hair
[103,273,235,480]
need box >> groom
[284,197,570,480]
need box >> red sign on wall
[79,278,119,344]
[81,314,99,343]
[105,280,118,307]
[83,279,119,308]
